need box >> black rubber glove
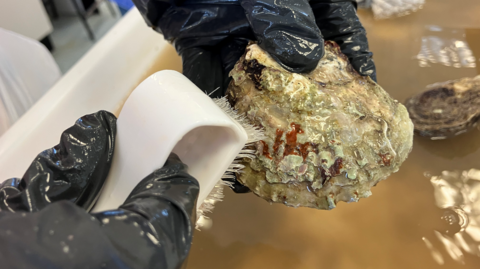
[0,111,116,213]
[0,112,199,269]
[311,1,377,81]
[133,0,375,95]
[239,0,324,73]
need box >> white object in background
[0,0,53,40]
[0,8,171,181]
[0,28,61,136]
[371,0,424,19]
[93,70,248,212]
[415,27,477,69]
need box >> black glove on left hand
[0,111,116,212]
[0,112,199,269]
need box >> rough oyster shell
[227,41,414,209]
[405,75,480,139]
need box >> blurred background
[0,0,133,73]
[0,0,136,135]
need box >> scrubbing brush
[196,97,264,229]
[92,71,264,231]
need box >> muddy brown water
[135,1,480,267]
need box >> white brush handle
[92,70,248,212]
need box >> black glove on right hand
[239,0,324,73]
[133,0,376,96]
[120,153,199,243]
[311,1,376,81]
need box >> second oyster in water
[227,42,414,210]
[405,75,480,139]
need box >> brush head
[92,71,253,217]
[195,97,265,230]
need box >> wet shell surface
[405,75,480,139]
[226,42,414,210]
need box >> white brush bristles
[195,97,264,230]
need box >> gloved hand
[133,0,376,99]
[0,111,117,212]
[310,1,376,81]
[0,111,199,269]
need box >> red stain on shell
[259,141,272,159]
[283,123,304,157]
[329,158,343,176]
[318,167,328,184]
[260,123,319,162]
[378,153,391,166]
[256,122,346,185]
[298,142,319,161]
[273,129,284,154]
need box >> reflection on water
[371,0,424,19]
[357,0,424,20]
[416,26,477,68]
[426,170,480,264]
[423,236,445,265]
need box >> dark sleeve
[0,165,199,269]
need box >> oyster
[405,76,480,139]
[227,42,414,209]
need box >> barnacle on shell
[226,42,414,210]
[405,76,480,139]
